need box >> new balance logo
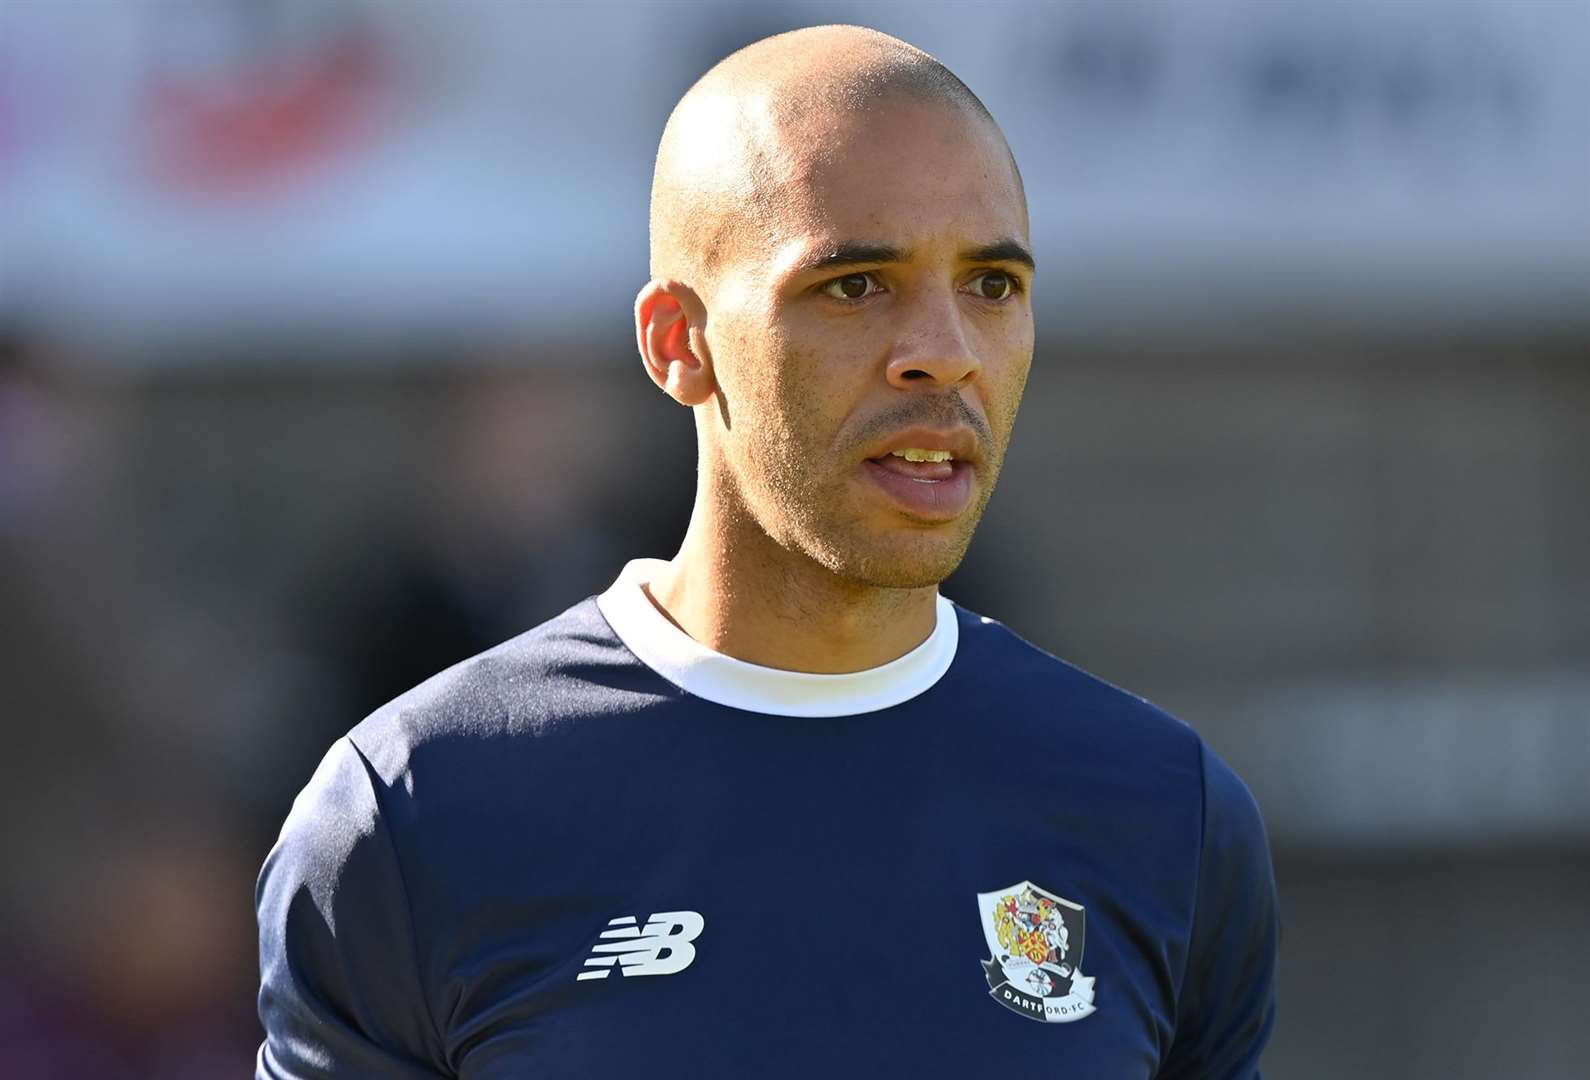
[576,911,705,981]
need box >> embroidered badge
[977,881,1096,1023]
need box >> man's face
[699,97,1034,589]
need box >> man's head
[637,26,1034,589]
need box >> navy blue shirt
[257,562,1277,1077]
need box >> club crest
[977,881,1096,1023]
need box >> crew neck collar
[594,558,958,717]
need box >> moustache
[851,394,993,452]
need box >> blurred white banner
[2,0,1586,359]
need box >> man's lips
[859,458,976,523]
[852,425,985,520]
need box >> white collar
[594,558,958,717]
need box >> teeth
[890,448,953,463]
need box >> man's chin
[819,530,974,590]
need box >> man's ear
[635,280,716,407]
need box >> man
[257,25,1278,1078]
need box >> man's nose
[885,289,981,390]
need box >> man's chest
[423,817,1184,1078]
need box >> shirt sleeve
[256,737,447,1078]
[1157,741,1280,1079]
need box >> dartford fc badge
[977,881,1096,1023]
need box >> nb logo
[576,911,705,981]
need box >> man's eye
[822,273,878,301]
[974,271,1015,301]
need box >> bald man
[257,26,1277,1079]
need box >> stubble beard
[731,438,999,591]
[708,331,1013,591]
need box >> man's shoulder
[952,603,1269,862]
[344,595,666,783]
[950,602,1202,753]
[259,597,662,943]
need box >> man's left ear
[635,280,716,407]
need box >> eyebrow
[965,239,1036,272]
[795,243,909,276]
[791,238,1036,277]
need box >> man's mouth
[861,448,975,519]
[870,447,957,481]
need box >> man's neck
[643,498,940,675]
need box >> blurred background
[0,0,1585,1076]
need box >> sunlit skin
[636,76,1034,674]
